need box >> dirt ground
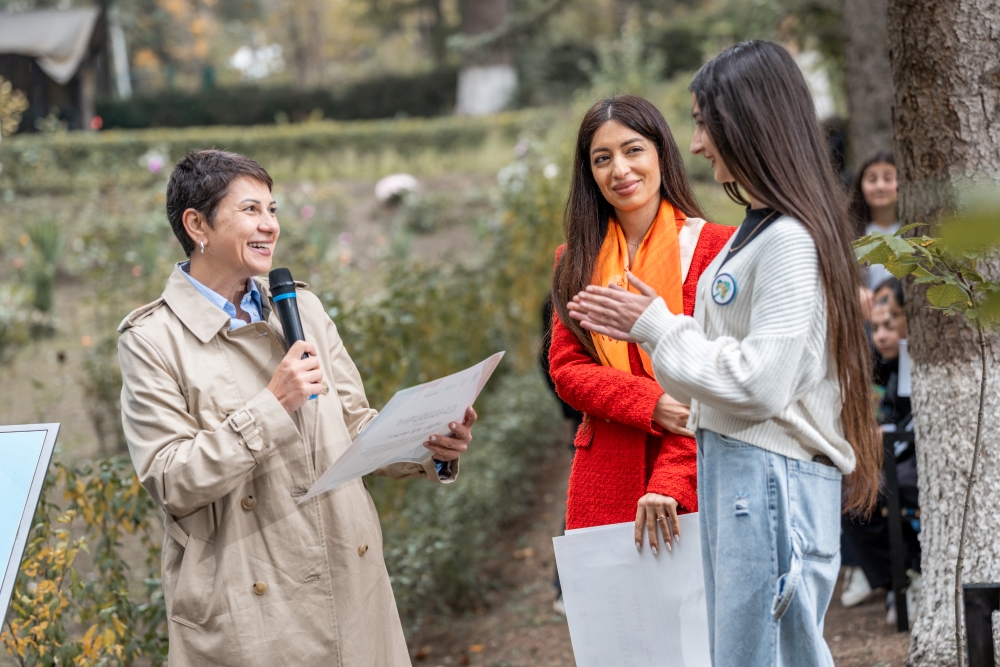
[404,437,910,667]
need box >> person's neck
[188,257,249,309]
[748,193,767,210]
[870,204,896,228]
[615,195,661,245]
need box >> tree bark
[455,0,516,115]
[886,1,1000,665]
[842,0,894,163]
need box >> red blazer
[550,222,735,529]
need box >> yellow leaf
[112,615,127,636]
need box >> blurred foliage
[97,69,460,129]
[0,109,557,194]
[0,283,40,364]
[24,220,63,315]
[585,7,665,98]
[381,373,561,624]
[855,201,1000,327]
[0,76,29,139]
[1,458,167,667]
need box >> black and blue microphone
[269,268,316,399]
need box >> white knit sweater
[630,215,856,474]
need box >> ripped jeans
[696,429,841,667]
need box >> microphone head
[269,268,296,297]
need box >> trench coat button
[605,418,610,422]
[252,581,267,595]
[358,544,368,557]
[241,495,257,511]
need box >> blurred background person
[549,94,734,565]
[850,150,899,290]
[841,278,920,623]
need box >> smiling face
[184,176,280,284]
[861,161,897,212]
[690,93,735,184]
[589,120,662,215]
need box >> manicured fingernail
[666,542,672,552]
[635,541,641,552]
[675,534,680,543]
[651,545,658,556]
[449,423,456,429]
[429,435,437,441]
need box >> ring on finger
[656,515,666,521]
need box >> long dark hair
[690,40,881,514]
[552,95,705,359]
[848,149,896,238]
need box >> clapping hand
[567,271,658,342]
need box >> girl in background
[850,150,899,289]
[567,41,881,667]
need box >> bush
[0,108,558,195]
[96,69,459,129]
[380,373,561,622]
[1,458,167,666]
[0,283,36,363]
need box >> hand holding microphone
[267,341,323,414]
[266,268,324,413]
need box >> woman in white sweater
[567,40,881,667]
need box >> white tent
[0,8,100,85]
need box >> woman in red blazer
[550,95,734,551]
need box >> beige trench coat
[118,266,455,667]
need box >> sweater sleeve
[630,225,823,422]
[549,309,665,435]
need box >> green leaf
[926,283,970,309]
[896,222,926,236]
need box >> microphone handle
[273,296,309,359]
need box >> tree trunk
[842,0,893,163]
[886,1,1000,665]
[455,0,516,116]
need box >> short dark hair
[166,150,273,256]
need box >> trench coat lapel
[161,264,234,343]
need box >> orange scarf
[591,199,686,377]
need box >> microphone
[269,268,316,400]
[268,268,307,356]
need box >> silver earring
[200,241,205,254]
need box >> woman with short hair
[549,94,734,550]
[568,42,882,666]
[119,149,476,666]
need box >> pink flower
[301,205,316,219]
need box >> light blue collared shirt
[180,262,263,330]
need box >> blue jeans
[697,429,842,667]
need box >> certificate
[300,352,504,502]
[553,516,711,667]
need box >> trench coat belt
[166,514,189,548]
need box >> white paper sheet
[553,517,711,667]
[897,339,911,397]
[300,352,504,502]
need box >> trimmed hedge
[0,108,560,194]
[96,69,459,129]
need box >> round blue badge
[712,273,737,305]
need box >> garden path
[403,428,910,667]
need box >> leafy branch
[854,219,999,667]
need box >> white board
[1,424,59,617]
